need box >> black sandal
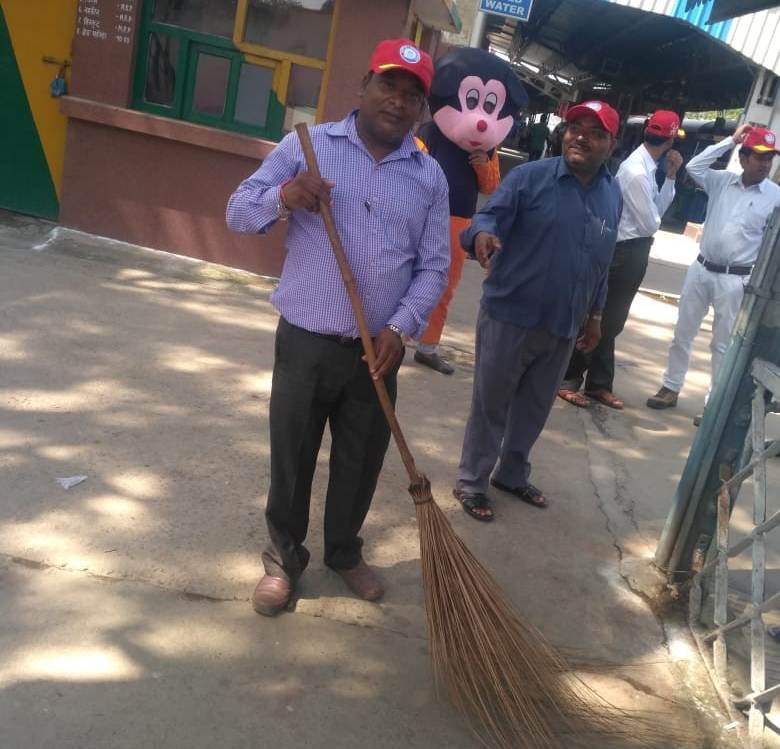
[453,488,494,522]
[490,479,548,509]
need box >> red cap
[369,39,433,97]
[565,100,619,137]
[743,127,779,154]
[646,110,685,139]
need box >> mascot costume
[414,48,528,374]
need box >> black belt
[292,323,361,347]
[312,332,362,347]
[697,254,752,276]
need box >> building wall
[0,0,78,217]
[443,0,479,47]
[321,0,411,122]
[59,0,413,277]
[737,68,780,181]
[60,115,289,274]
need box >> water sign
[479,0,535,22]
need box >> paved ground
[0,211,754,748]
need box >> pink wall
[60,119,287,275]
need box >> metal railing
[689,358,780,748]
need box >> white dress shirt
[615,144,676,241]
[687,136,780,266]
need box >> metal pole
[749,383,768,746]
[470,10,487,48]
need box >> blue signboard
[479,0,535,22]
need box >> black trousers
[262,317,398,581]
[563,236,654,393]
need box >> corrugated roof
[604,0,780,73]
[485,0,754,111]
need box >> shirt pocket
[741,203,770,234]
[583,212,617,272]
[380,199,428,259]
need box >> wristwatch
[589,312,603,322]
[386,324,403,337]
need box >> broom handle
[295,123,422,485]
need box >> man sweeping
[454,101,623,521]
[226,39,449,615]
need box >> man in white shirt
[647,124,780,415]
[559,110,683,409]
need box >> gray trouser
[457,306,574,493]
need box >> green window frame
[132,0,338,141]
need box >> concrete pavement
[0,210,742,748]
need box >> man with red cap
[454,101,622,521]
[227,39,449,615]
[559,110,684,410]
[647,124,780,419]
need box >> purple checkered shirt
[226,111,450,338]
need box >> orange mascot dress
[413,48,528,374]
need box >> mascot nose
[476,120,488,132]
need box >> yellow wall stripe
[2,0,78,197]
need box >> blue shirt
[226,111,450,338]
[461,156,622,339]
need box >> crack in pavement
[576,408,679,703]
[577,408,735,744]
[1,552,425,642]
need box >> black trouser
[262,317,398,582]
[563,236,654,393]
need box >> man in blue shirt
[454,101,623,521]
[227,39,449,614]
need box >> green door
[0,7,59,219]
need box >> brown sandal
[585,388,624,410]
[558,388,589,408]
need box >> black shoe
[693,413,703,427]
[490,479,548,508]
[414,350,454,375]
[647,386,679,410]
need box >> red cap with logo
[369,39,433,97]
[743,127,779,155]
[645,110,685,139]
[565,100,619,137]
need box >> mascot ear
[430,59,465,100]
[505,73,529,112]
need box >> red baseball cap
[646,110,685,139]
[565,100,619,137]
[743,127,779,155]
[369,39,433,97]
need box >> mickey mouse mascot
[413,48,528,374]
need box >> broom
[294,123,665,749]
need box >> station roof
[687,0,780,24]
[484,0,756,112]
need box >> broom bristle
[411,482,677,749]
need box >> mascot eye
[465,89,480,110]
[484,92,498,115]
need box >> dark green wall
[0,7,59,219]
